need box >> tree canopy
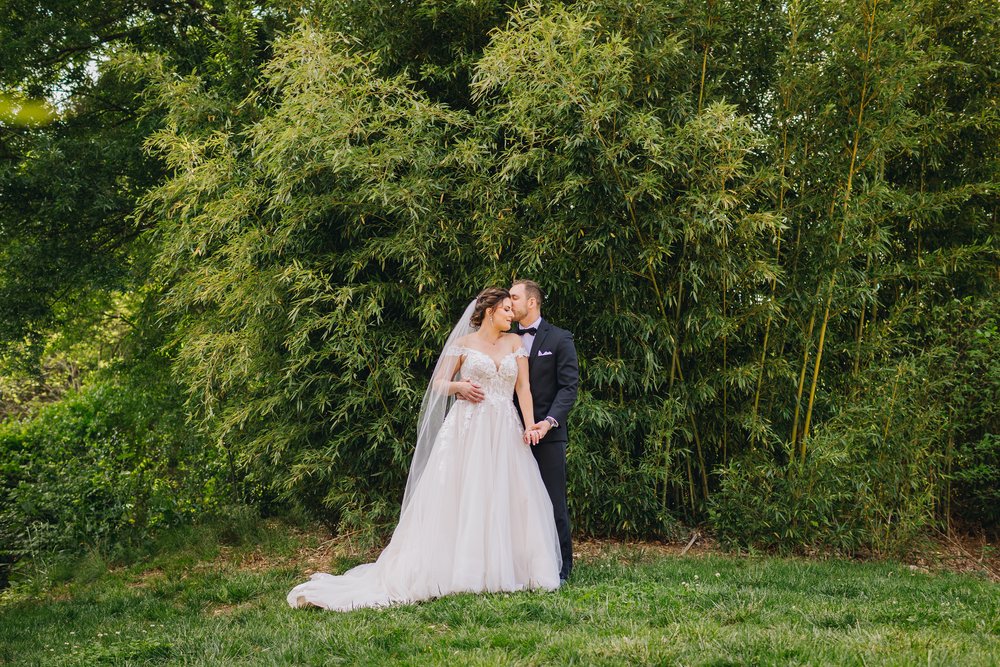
[1,0,998,556]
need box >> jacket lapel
[530,319,551,358]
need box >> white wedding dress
[286,345,562,611]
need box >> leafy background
[1,0,997,586]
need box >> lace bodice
[446,345,527,404]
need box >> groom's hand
[454,380,484,403]
[531,421,552,440]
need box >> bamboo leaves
[125,0,998,540]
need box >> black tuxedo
[515,318,579,579]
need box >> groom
[509,279,579,583]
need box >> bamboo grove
[4,0,997,556]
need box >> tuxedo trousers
[531,439,572,579]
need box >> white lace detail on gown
[286,342,560,611]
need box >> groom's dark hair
[513,279,543,306]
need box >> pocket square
[537,350,554,356]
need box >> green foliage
[467,0,784,524]
[928,298,1000,528]
[2,0,998,554]
[309,0,511,108]
[127,21,479,534]
[955,434,1000,528]
[0,93,55,126]
[0,288,149,421]
[712,415,937,557]
[713,442,878,556]
[0,373,227,579]
[0,0,292,359]
[0,75,153,352]
[713,296,1000,554]
[120,0,999,544]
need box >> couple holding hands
[288,280,579,611]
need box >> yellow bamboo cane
[801,0,880,459]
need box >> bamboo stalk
[722,282,728,463]
[753,130,789,419]
[593,127,709,507]
[852,253,872,379]
[613,246,666,511]
[685,455,696,514]
[698,43,710,113]
[944,427,954,533]
[882,363,904,443]
[697,0,714,113]
[674,359,710,501]
[668,252,685,391]
[854,156,887,382]
[774,139,809,370]
[801,277,835,453]
[852,304,867,377]
[696,0,728,480]
[721,210,732,462]
[609,249,625,406]
[791,192,836,448]
[801,0,880,454]
[673,0,715,390]
[790,304,817,447]
[753,1,803,420]
[692,413,710,501]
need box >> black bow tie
[517,327,538,336]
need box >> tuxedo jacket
[515,318,580,444]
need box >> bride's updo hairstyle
[470,287,510,328]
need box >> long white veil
[401,299,477,514]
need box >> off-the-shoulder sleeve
[443,345,466,357]
[513,347,529,358]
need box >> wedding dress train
[286,346,562,611]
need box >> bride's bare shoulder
[502,333,523,351]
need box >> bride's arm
[514,353,540,445]
[431,352,466,396]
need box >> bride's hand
[523,426,541,446]
[454,380,484,403]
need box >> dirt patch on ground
[126,567,166,589]
[280,531,723,577]
[574,533,719,562]
[120,523,1000,586]
[916,530,1000,582]
[209,600,257,617]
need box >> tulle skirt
[286,398,562,611]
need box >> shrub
[711,297,1000,554]
[0,375,227,584]
[710,442,867,555]
[953,434,1000,529]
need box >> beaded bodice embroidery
[447,346,527,405]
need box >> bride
[287,287,562,610]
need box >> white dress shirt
[520,316,542,354]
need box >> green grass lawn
[1,522,998,666]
